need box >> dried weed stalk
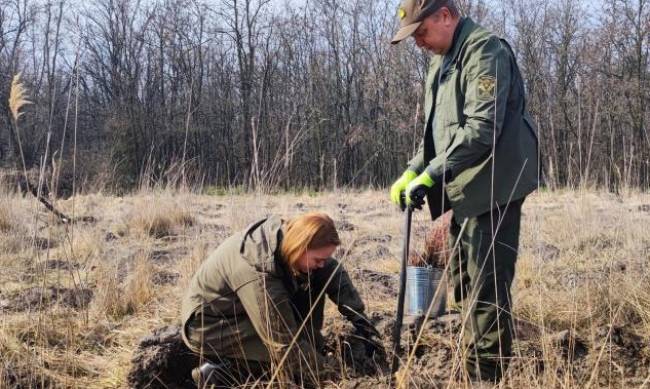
[9,73,31,122]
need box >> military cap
[391,0,449,44]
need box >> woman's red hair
[281,212,340,272]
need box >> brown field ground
[1,189,650,388]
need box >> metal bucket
[406,266,446,318]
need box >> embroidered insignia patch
[477,75,496,100]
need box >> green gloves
[405,171,434,210]
[390,170,418,208]
[391,170,436,210]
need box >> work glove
[405,171,434,210]
[390,170,418,209]
[352,317,381,339]
[351,316,384,357]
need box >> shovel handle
[391,208,412,378]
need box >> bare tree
[1,0,648,192]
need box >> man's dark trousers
[448,198,524,381]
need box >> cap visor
[391,22,421,44]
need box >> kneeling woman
[181,212,378,386]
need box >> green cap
[391,0,446,44]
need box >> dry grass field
[1,188,650,388]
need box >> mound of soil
[31,237,58,250]
[39,259,80,271]
[351,269,398,298]
[127,326,198,388]
[0,287,93,312]
[355,234,392,245]
[128,314,650,389]
[593,325,650,380]
[548,329,588,361]
[128,322,391,389]
[531,241,561,262]
[149,247,189,264]
[152,270,180,285]
[360,244,391,260]
[401,313,462,382]
[322,312,390,378]
[336,220,355,232]
[511,324,650,386]
[323,312,464,388]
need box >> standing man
[389,0,540,383]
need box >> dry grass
[1,189,650,388]
[93,250,156,319]
[127,193,195,238]
[50,229,104,266]
[176,239,210,290]
[0,194,32,262]
[0,201,14,233]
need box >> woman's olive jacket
[180,215,364,368]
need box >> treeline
[0,0,648,194]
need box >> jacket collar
[442,17,477,69]
[241,215,283,272]
[241,215,313,293]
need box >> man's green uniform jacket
[408,17,540,220]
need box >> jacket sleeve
[321,259,366,323]
[407,141,425,174]
[235,270,320,372]
[425,37,512,183]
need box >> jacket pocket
[434,119,459,154]
[435,68,461,123]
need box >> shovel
[390,206,413,378]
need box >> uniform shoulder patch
[477,75,496,101]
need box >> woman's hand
[351,316,384,357]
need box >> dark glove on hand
[352,318,381,339]
[351,316,384,357]
[405,171,434,211]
